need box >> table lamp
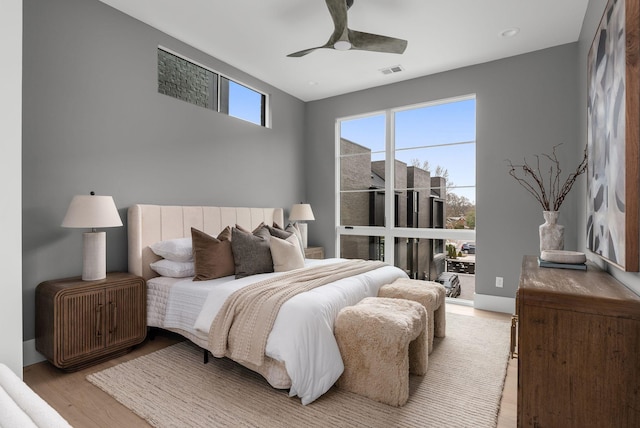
[289,203,315,248]
[61,192,123,280]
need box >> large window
[337,96,476,281]
[157,48,267,127]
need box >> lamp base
[82,231,106,281]
[297,222,308,248]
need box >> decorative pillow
[234,223,251,233]
[235,223,265,234]
[150,259,195,278]
[270,235,305,272]
[285,223,305,259]
[149,237,193,262]
[191,227,235,281]
[266,224,292,240]
[231,226,274,279]
[217,225,232,241]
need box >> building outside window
[337,96,476,298]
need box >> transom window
[157,47,267,127]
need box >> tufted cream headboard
[128,204,284,281]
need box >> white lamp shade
[61,195,123,229]
[289,204,315,221]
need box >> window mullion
[335,120,341,258]
[384,110,395,265]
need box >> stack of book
[538,250,587,270]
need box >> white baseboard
[23,339,46,367]
[446,296,474,307]
[473,293,516,314]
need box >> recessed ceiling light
[500,28,520,38]
[308,81,319,86]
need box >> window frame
[335,95,476,266]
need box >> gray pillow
[266,224,292,240]
[231,226,274,279]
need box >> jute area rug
[87,312,510,428]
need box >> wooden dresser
[516,255,640,427]
[36,272,146,371]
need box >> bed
[0,363,71,428]
[128,204,408,404]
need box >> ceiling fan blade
[287,0,348,57]
[348,30,408,54]
[325,0,349,43]
[287,46,325,58]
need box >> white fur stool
[378,278,446,354]
[335,297,427,407]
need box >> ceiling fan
[287,0,408,57]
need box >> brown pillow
[217,225,232,241]
[191,227,235,281]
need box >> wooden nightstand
[36,272,146,371]
[304,246,324,259]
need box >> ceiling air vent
[380,65,404,75]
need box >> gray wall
[305,43,582,302]
[22,0,305,341]
[577,0,640,295]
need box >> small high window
[157,48,267,127]
[220,77,266,126]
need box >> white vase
[539,211,564,253]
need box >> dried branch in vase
[506,143,588,211]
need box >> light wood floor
[24,305,516,427]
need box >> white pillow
[270,235,305,272]
[150,259,195,278]
[149,237,193,262]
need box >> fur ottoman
[334,297,427,407]
[378,278,446,354]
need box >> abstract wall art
[587,0,640,271]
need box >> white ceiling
[99,0,589,102]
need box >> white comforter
[193,258,408,405]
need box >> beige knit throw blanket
[208,259,386,366]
